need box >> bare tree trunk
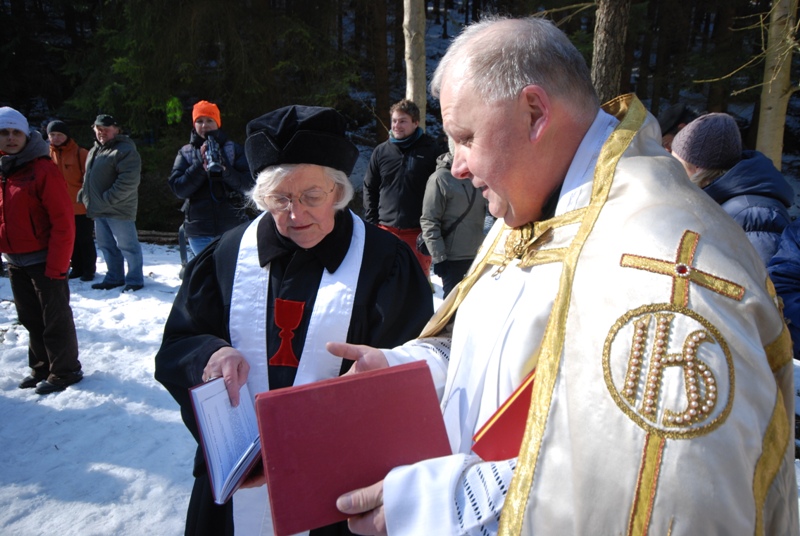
[404,0,428,129]
[352,0,366,60]
[706,2,735,113]
[336,0,343,52]
[591,0,632,104]
[371,0,390,142]
[636,0,658,100]
[756,0,798,169]
[393,0,404,77]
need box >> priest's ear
[520,85,551,144]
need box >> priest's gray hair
[431,16,599,120]
[250,163,354,212]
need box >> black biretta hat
[245,105,359,178]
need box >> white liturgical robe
[381,95,799,536]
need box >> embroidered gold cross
[618,229,741,536]
[620,230,744,307]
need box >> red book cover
[255,360,451,536]
[471,368,536,462]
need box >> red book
[471,368,536,462]
[255,360,451,536]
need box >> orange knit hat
[192,100,221,127]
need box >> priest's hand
[326,342,389,375]
[337,480,386,535]
[203,346,250,406]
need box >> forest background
[2,0,799,232]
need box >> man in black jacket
[362,99,441,275]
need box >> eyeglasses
[263,185,336,212]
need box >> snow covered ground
[0,242,446,535]
[0,243,197,535]
[1,243,800,535]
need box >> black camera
[204,134,224,177]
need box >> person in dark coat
[154,105,434,536]
[420,150,487,297]
[169,100,254,256]
[768,220,800,361]
[671,112,793,264]
[362,99,442,275]
[47,120,96,281]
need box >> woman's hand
[239,464,266,489]
[202,347,250,406]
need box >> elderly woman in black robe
[155,105,434,536]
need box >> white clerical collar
[556,109,619,214]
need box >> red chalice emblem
[269,298,304,368]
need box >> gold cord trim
[499,93,647,536]
[627,434,665,536]
[417,227,507,339]
[764,324,793,372]
[764,276,793,372]
[752,389,790,536]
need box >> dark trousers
[434,258,475,298]
[71,214,97,276]
[186,465,355,536]
[7,263,80,380]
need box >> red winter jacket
[0,157,75,278]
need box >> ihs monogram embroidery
[603,230,743,439]
[626,314,717,426]
[605,305,734,438]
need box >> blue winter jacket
[768,220,800,360]
[702,150,793,264]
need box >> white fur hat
[0,107,29,134]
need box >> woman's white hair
[249,163,354,212]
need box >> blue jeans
[188,235,215,257]
[94,218,144,286]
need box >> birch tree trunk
[404,0,427,130]
[591,0,632,104]
[756,0,798,170]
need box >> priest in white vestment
[330,16,799,536]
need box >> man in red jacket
[0,107,82,395]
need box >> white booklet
[189,378,261,505]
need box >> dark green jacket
[420,152,487,264]
[79,134,141,220]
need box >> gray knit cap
[671,113,742,170]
